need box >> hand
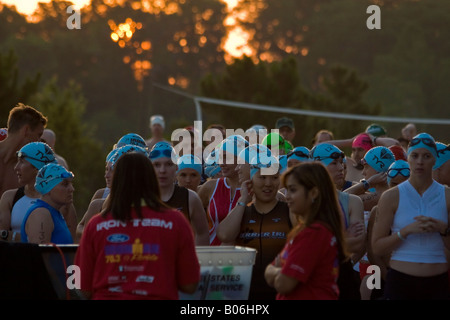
[240,179,253,204]
[413,216,447,234]
[347,221,365,238]
[367,171,387,187]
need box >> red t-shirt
[75,206,200,300]
[275,222,339,300]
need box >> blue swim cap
[278,155,287,174]
[387,160,410,185]
[434,142,450,170]
[106,148,119,163]
[149,141,176,162]
[177,154,202,175]
[204,149,221,178]
[17,142,57,170]
[310,143,345,167]
[35,163,74,195]
[219,135,249,159]
[116,133,147,149]
[111,145,149,168]
[407,132,437,158]
[287,146,310,163]
[237,144,272,164]
[250,154,280,179]
[362,146,395,173]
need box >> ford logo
[107,234,130,243]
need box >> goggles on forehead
[39,171,74,184]
[287,150,309,159]
[313,151,345,162]
[17,151,48,163]
[409,137,436,149]
[387,167,410,179]
[150,148,173,159]
[250,162,274,170]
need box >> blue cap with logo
[116,133,147,149]
[35,163,74,195]
[434,142,450,170]
[363,146,395,173]
[310,143,345,167]
[111,145,149,168]
[17,142,57,170]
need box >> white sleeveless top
[11,195,38,240]
[391,180,448,263]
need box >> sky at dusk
[1,0,91,15]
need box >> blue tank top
[391,180,447,263]
[21,199,73,244]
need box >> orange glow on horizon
[0,0,91,16]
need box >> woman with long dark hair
[265,162,348,299]
[75,152,200,300]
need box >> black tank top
[235,201,292,300]
[165,185,190,222]
[12,186,25,207]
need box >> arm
[264,254,298,295]
[345,172,387,196]
[371,188,405,257]
[76,199,104,242]
[415,187,450,250]
[324,137,355,149]
[197,179,216,211]
[345,194,366,256]
[25,208,54,244]
[216,180,252,244]
[179,282,199,294]
[60,203,77,241]
[89,188,105,203]
[373,136,399,148]
[366,206,390,280]
[0,190,15,240]
[187,190,210,246]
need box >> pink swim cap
[0,128,7,141]
[352,133,373,152]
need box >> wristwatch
[1,229,9,240]
[440,227,450,237]
[360,179,370,191]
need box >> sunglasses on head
[409,137,436,149]
[287,150,309,159]
[313,151,345,162]
[150,148,173,159]
[387,167,410,178]
[16,151,48,163]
